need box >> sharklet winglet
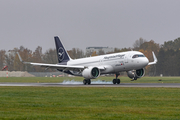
[148,51,158,65]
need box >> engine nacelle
[127,68,145,80]
[82,67,100,79]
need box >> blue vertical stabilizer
[54,36,71,64]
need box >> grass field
[0,87,180,119]
[0,77,180,119]
[0,76,180,83]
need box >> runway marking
[0,83,180,88]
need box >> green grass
[0,87,180,119]
[0,76,180,83]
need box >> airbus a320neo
[18,36,157,85]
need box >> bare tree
[133,38,147,49]
[69,48,84,59]
[5,52,14,71]
[13,46,33,71]
[43,48,57,64]
[0,50,6,70]
[32,46,44,72]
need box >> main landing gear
[83,73,121,85]
[134,77,137,80]
[83,79,91,85]
[131,77,137,81]
[113,73,120,84]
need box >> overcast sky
[0,0,180,53]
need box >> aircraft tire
[83,79,87,85]
[87,79,91,85]
[113,79,117,84]
[117,79,120,84]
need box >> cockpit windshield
[132,54,145,58]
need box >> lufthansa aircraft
[18,36,157,85]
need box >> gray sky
[0,0,180,53]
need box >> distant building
[86,47,114,55]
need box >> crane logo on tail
[58,47,65,62]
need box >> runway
[0,83,180,88]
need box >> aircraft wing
[29,62,85,70]
[148,51,158,65]
[17,52,84,70]
[29,63,105,71]
[17,52,105,71]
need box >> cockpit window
[132,54,145,58]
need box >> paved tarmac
[0,83,180,88]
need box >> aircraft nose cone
[143,57,149,66]
[139,57,149,67]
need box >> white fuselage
[67,51,149,75]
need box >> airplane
[17,36,157,85]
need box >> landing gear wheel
[117,79,120,84]
[83,79,87,85]
[87,79,91,85]
[83,79,91,85]
[113,73,121,85]
[112,79,120,84]
[113,79,116,84]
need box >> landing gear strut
[113,73,120,84]
[83,79,91,85]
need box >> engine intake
[127,68,145,79]
[82,67,100,79]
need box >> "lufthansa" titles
[104,54,125,59]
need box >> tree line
[133,37,180,76]
[0,37,180,76]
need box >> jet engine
[82,67,100,79]
[127,68,145,80]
